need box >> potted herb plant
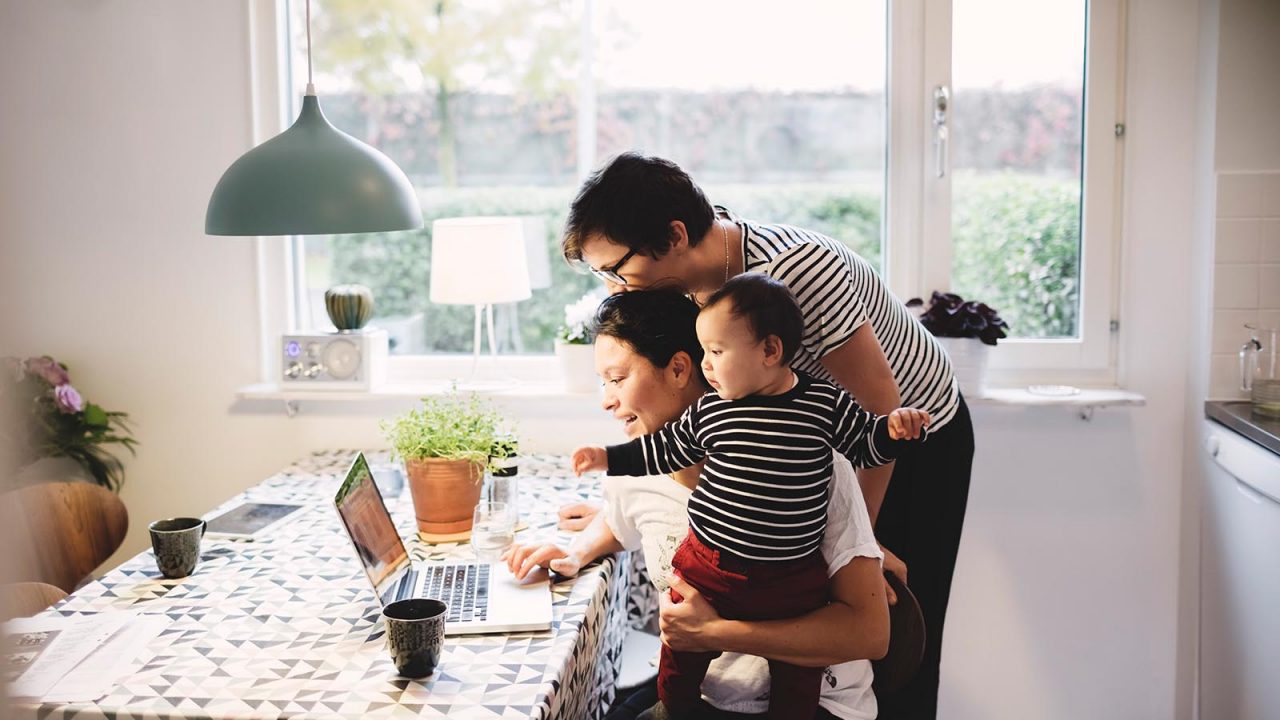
[554,288,606,393]
[381,390,516,535]
[906,291,1010,396]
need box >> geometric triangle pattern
[16,452,651,720]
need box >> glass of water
[471,501,516,561]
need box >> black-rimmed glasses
[579,247,640,285]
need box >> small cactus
[325,284,374,331]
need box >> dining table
[12,450,658,720]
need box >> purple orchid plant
[906,291,1010,346]
[2,356,137,491]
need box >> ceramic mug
[383,598,447,678]
[148,517,206,578]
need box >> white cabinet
[1200,420,1280,719]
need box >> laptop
[334,452,553,635]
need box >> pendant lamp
[205,0,423,236]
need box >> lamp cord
[305,0,315,95]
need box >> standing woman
[561,152,974,720]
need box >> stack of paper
[4,611,168,703]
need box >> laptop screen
[334,453,410,597]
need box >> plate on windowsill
[1026,384,1082,397]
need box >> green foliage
[710,184,883,268]
[323,176,1079,350]
[1,357,137,492]
[325,186,595,354]
[380,390,515,470]
[950,172,1080,338]
[310,0,578,186]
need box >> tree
[310,0,579,187]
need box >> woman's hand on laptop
[502,542,583,581]
[557,502,600,531]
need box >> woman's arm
[819,323,899,524]
[659,554,890,667]
[503,508,625,580]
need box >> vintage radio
[280,329,387,391]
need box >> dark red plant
[906,291,1010,346]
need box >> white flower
[559,288,607,345]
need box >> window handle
[933,85,950,179]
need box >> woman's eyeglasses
[578,247,639,286]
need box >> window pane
[294,0,593,355]
[949,0,1086,339]
[289,0,886,355]
[596,1,887,269]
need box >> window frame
[890,0,1125,386]
[257,0,1126,389]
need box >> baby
[572,273,929,720]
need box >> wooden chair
[1,481,129,593]
[0,582,68,620]
[871,569,927,694]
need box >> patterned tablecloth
[18,451,658,720]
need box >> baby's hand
[571,447,608,476]
[887,408,931,440]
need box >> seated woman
[504,290,890,720]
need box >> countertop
[1204,401,1280,457]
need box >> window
[896,0,1121,377]
[278,0,1121,379]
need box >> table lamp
[430,217,531,385]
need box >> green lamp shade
[206,95,423,236]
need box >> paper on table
[4,612,132,699]
[43,614,169,703]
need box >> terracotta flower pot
[404,458,484,534]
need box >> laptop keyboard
[394,563,490,623]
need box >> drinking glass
[471,501,516,560]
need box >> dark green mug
[148,517,206,578]
[383,598,447,677]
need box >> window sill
[965,386,1145,408]
[234,381,604,417]
[234,382,1144,418]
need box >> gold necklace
[719,215,730,284]
[690,215,731,307]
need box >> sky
[298,0,1087,96]
[597,0,1085,93]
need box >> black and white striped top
[605,373,911,561]
[724,207,961,431]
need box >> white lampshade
[430,217,532,305]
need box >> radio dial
[322,338,361,380]
[285,362,303,379]
[304,362,323,378]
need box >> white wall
[0,1,1222,718]
[938,1,1204,717]
[1206,0,1280,399]
[0,1,307,566]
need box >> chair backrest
[1,481,129,593]
[0,582,69,621]
[871,569,927,694]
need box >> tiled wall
[1210,172,1280,398]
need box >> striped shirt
[605,373,912,561]
[723,207,961,431]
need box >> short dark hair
[591,290,708,387]
[703,273,804,364]
[562,152,715,263]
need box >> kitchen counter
[1204,401,1280,457]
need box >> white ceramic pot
[555,341,598,393]
[936,337,990,397]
